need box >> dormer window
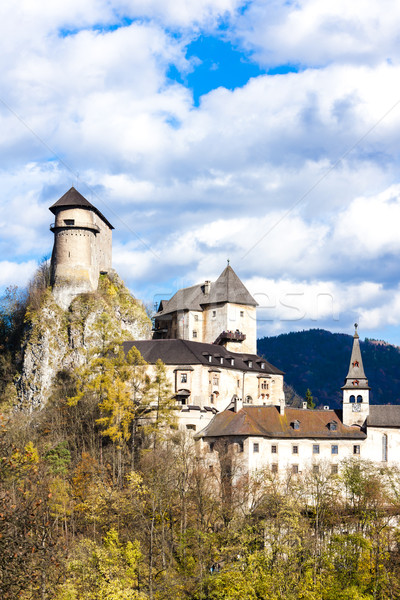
[352,360,359,367]
[261,363,265,370]
[230,358,234,366]
[208,355,212,363]
[248,360,253,368]
[292,420,300,430]
[328,421,337,431]
[352,380,359,386]
[220,357,224,365]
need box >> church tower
[49,187,114,309]
[341,324,370,427]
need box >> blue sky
[1,0,400,344]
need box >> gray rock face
[15,272,152,410]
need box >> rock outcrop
[15,271,152,409]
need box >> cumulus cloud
[2,0,400,342]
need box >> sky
[2,0,400,343]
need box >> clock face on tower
[352,404,361,412]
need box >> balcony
[213,330,246,345]
[50,222,100,233]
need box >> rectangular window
[212,376,219,386]
[331,464,338,475]
[237,380,240,387]
[271,464,278,473]
[194,314,199,321]
[261,381,268,390]
[240,311,244,317]
[253,443,259,453]
[292,445,298,454]
[271,445,277,454]
[292,464,299,474]
[331,444,338,455]
[353,445,360,455]
[212,310,216,317]
[180,373,187,383]
[313,465,320,474]
[208,442,214,452]
[313,444,320,454]
[192,330,197,338]
[186,424,196,431]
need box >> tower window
[194,314,198,321]
[180,373,187,383]
[192,330,197,338]
[64,219,75,225]
[356,395,363,403]
[240,311,244,317]
[212,310,216,317]
[253,443,259,453]
[349,395,355,403]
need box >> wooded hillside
[258,329,400,408]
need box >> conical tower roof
[342,324,369,389]
[205,265,258,306]
[49,187,114,229]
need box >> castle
[48,188,400,474]
[49,187,114,309]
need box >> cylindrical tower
[49,187,114,309]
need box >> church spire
[341,324,370,427]
[343,323,367,384]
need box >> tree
[306,388,315,409]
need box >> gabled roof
[123,339,283,375]
[49,187,114,229]
[342,325,369,389]
[156,266,257,316]
[367,405,400,427]
[196,406,366,440]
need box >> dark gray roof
[367,405,400,427]
[196,406,366,440]
[156,266,257,316]
[123,339,283,375]
[49,187,114,229]
[342,327,369,389]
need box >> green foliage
[45,441,71,475]
[305,388,315,409]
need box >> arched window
[349,395,356,403]
[356,395,363,403]
[382,434,388,462]
[245,395,253,404]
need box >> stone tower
[341,324,370,427]
[49,187,114,309]
[153,265,258,354]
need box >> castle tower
[153,264,258,354]
[341,324,370,427]
[49,187,114,309]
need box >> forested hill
[258,328,400,408]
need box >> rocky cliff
[15,270,152,409]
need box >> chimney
[303,401,307,410]
[204,280,211,294]
[234,396,243,413]
[279,398,285,415]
